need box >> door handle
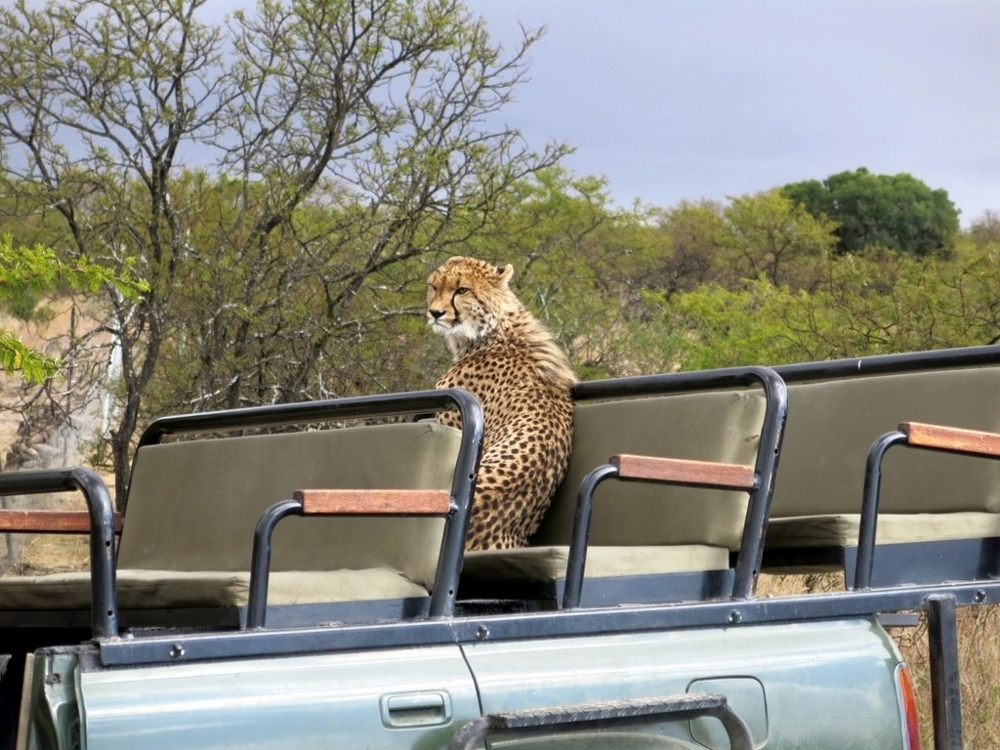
[380,691,453,728]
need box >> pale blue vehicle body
[23,616,908,749]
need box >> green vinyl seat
[763,365,1000,585]
[0,421,461,627]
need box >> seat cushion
[0,568,429,611]
[765,511,1000,549]
[461,545,730,584]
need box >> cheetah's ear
[495,263,514,287]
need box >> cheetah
[427,256,577,551]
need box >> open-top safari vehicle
[3,345,1000,749]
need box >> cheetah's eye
[455,286,469,295]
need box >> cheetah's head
[427,256,515,355]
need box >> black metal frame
[0,467,118,639]
[246,484,462,628]
[927,594,962,750]
[246,499,303,629]
[134,386,482,481]
[771,344,1000,383]
[765,537,1000,593]
[458,570,735,613]
[847,419,1000,750]
[855,427,1000,591]
[761,344,1000,581]
[91,573,1000,665]
[6,346,998,647]
[135,388,484,448]
[456,364,787,610]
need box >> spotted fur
[427,256,577,550]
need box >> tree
[646,241,1000,375]
[644,280,809,370]
[0,0,566,504]
[641,192,837,295]
[0,236,145,383]
[650,200,728,296]
[719,189,837,290]
[967,209,1000,247]
[781,167,960,257]
[805,246,1000,351]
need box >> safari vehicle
[2,345,1000,749]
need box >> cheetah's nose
[429,309,445,320]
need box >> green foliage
[645,191,838,298]
[781,167,960,257]
[0,280,45,322]
[648,200,728,295]
[0,235,147,383]
[647,240,1000,372]
[643,281,814,370]
[0,329,58,384]
[798,245,1000,354]
[719,190,838,289]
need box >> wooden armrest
[610,454,756,491]
[293,489,453,516]
[900,422,1000,459]
[0,509,123,534]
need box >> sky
[464,1,1000,225]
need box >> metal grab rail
[247,499,303,629]
[565,456,759,610]
[246,489,456,628]
[0,468,119,639]
[772,344,1000,383]
[447,693,754,750]
[854,421,1000,591]
[136,388,482,447]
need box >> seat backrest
[770,366,1000,519]
[116,422,461,589]
[532,388,768,551]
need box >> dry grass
[1,493,91,576]
[4,533,90,576]
[893,606,1000,749]
[760,573,1000,749]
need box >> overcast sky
[464,1,999,225]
